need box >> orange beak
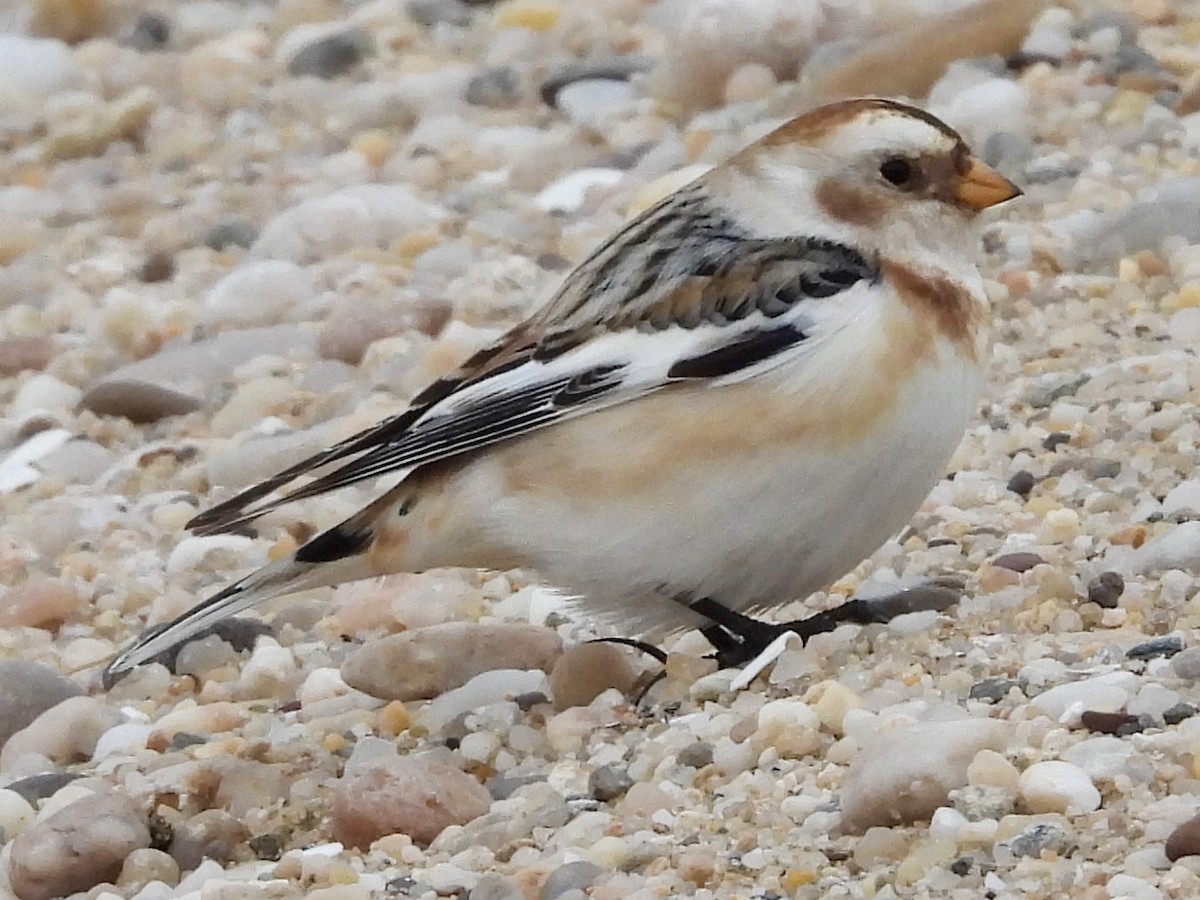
[954,157,1022,211]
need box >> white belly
[429,323,985,637]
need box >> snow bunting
[104,98,1020,684]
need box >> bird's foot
[692,578,963,669]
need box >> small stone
[468,873,524,900]
[117,847,179,891]
[202,259,317,328]
[81,380,203,423]
[1043,432,1071,451]
[1019,760,1101,814]
[992,552,1045,573]
[1127,636,1184,660]
[549,643,637,711]
[676,741,714,769]
[1007,470,1036,497]
[331,755,491,848]
[553,79,637,127]
[1031,672,1136,721]
[0,336,57,376]
[286,27,373,79]
[0,661,80,751]
[1163,702,1197,725]
[28,0,112,44]
[127,12,169,51]
[167,809,249,870]
[1003,822,1074,858]
[318,295,450,364]
[248,832,284,861]
[539,56,650,108]
[202,217,259,251]
[138,250,175,283]
[342,622,562,701]
[1166,812,1200,861]
[8,792,150,900]
[3,773,80,806]
[466,66,522,108]
[1079,710,1145,736]
[0,696,120,772]
[540,861,603,899]
[588,765,633,802]
[840,719,1008,831]
[969,678,1023,703]
[407,0,474,28]
[1087,572,1125,609]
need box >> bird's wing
[188,197,879,536]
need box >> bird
[103,97,1021,686]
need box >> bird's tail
[102,551,366,687]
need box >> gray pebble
[3,771,81,805]
[1086,572,1125,609]
[408,0,474,27]
[1043,431,1071,452]
[949,784,1016,821]
[969,678,1023,704]
[1006,470,1036,497]
[588,765,633,802]
[540,861,605,900]
[127,12,170,51]
[676,741,714,768]
[1004,822,1074,858]
[1075,10,1137,46]
[287,28,372,79]
[982,131,1033,174]
[1099,44,1161,79]
[168,808,249,870]
[466,65,523,108]
[1163,702,1198,725]
[1127,636,1184,661]
[540,56,651,108]
[469,873,525,900]
[1172,647,1200,681]
[202,217,259,251]
[0,660,80,752]
[80,380,203,424]
[1027,374,1089,408]
[486,773,546,801]
[992,552,1045,573]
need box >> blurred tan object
[803,0,1047,101]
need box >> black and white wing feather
[188,190,879,536]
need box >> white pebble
[1107,873,1164,900]
[166,534,254,575]
[10,374,81,420]
[0,788,35,838]
[92,723,154,761]
[202,260,317,327]
[533,168,624,214]
[1030,672,1138,722]
[1019,760,1101,814]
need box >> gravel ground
[4,0,1200,898]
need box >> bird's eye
[879,157,914,187]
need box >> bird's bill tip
[954,157,1022,210]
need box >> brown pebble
[0,336,57,376]
[0,578,83,629]
[80,380,203,424]
[8,792,150,900]
[991,552,1045,573]
[341,622,562,701]
[139,250,176,283]
[167,808,249,870]
[548,643,638,711]
[28,0,113,44]
[1079,710,1144,735]
[331,755,492,848]
[1166,811,1200,861]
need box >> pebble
[1106,874,1164,900]
[992,551,1045,573]
[1019,761,1101,814]
[0,336,57,376]
[283,26,373,79]
[840,719,1007,831]
[1006,470,1036,497]
[167,808,249,870]
[0,696,121,773]
[1163,702,1197,725]
[127,11,171,51]
[7,792,150,900]
[533,168,624,214]
[1079,710,1145,736]
[1087,572,1125,608]
[468,873,524,900]
[0,35,80,97]
[466,66,523,108]
[331,754,492,848]
[970,678,1023,704]
[1127,636,1184,660]
[1065,736,1136,782]
[249,185,443,264]
[3,773,81,806]
[0,661,80,754]
[540,56,650,107]
[548,643,637,711]
[0,577,85,630]
[588,765,633,802]
[540,861,604,899]
[80,380,202,423]
[408,0,474,28]
[342,622,562,701]
[318,294,450,364]
[1165,812,1200,861]
[201,217,259,251]
[1031,672,1137,722]
[0,789,36,840]
[1002,821,1074,859]
[202,260,318,328]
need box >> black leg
[690,580,962,668]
